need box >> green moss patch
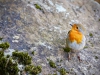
[63,47,71,53]
[25,65,42,75]
[34,4,42,10]
[12,51,32,65]
[59,68,69,75]
[95,56,98,59]
[0,37,3,40]
[31,51,34,55]
[89,33,93,37]
[0,51,4,58]
[0,57,19,75]
[49,60,56,68]
[0,39,42,75]
[0,42,10,50]
[99,19,100,21]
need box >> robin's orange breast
[69,30,83,44]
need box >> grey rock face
[0,0,100,74]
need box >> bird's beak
[70,24,72,26]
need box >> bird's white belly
[68,35,86,50]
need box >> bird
[65,24,86,61]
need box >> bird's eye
[76,27,78,29]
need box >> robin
[65,24,86,61]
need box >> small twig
[5,57,11,68]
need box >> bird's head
[70,24,85,34]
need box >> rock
[12,40,19,43]
[13,35,20,40]
[4,49,15,56]
[0,0,100,74]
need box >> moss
[53,73,57,75]
[91,43,94,47]
[24,65,34,71]
[6,55,10,58]
[63,47,71,52]
[34,4,42,10]
[48,74,57,75]
[30,65,42,75]
[0,42,10,50]
[49,60,56,68]
[12,51,32,65]
[60,59,63,62]
[0,57,8,75]
[31,51,34,55]
[47,58,50,61]
[0,40,42,75]
[0,41,19,75]
[0,57,19,75]
[0,51,4,58]
[57,59,63,63]
[25,65,42,75]
[6,58,19,75]
[89,33,93,37]
[0,37,3,40]
[59,68,68,75]
[84,46,88,49]
[95,56,98,59]
[99,19,100,21]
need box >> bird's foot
[77,56,82,62]
[68,52,71,61]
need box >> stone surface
[0,0,100,75]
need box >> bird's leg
[71,49,75,57]
[77,55,81,61]
[77,52,82,62]
[68,52,71,60]
[67,49,75,60]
